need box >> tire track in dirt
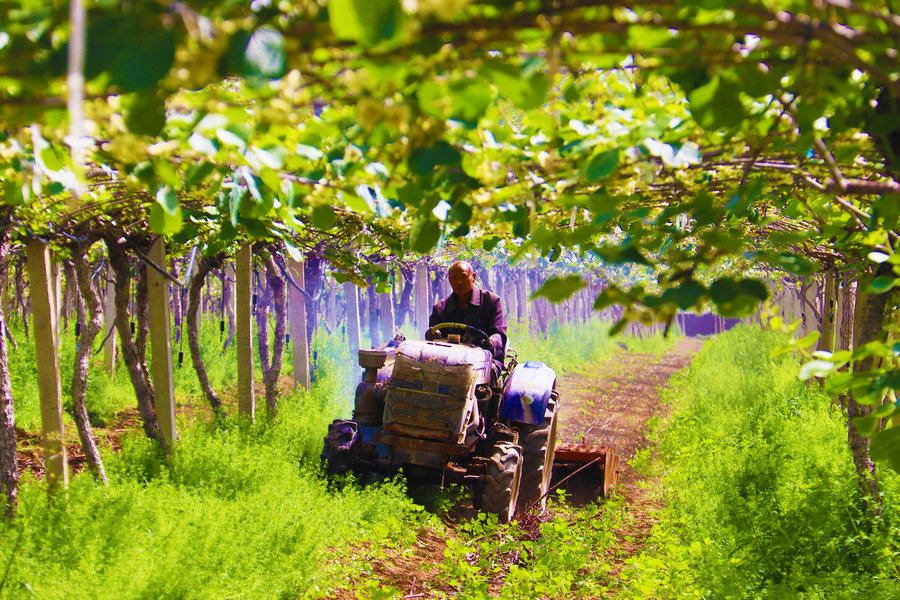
[555,337,704,591]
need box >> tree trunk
[0,239,17,517]
[847,266,893,515]
[255,266,272,392]
[171,258,183,344]
[15,260,29,338]
[396,264,413,328]
[188,256,224,416]
[289,258,310,389]
[304,253,323,355]
[105,238,167,452]
[260,251,286,414]
[223,263,237,351]
[69,244,108,484]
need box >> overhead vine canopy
[0,0,897,306]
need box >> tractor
[321,323,616,522]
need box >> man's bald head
[448,261,477,301]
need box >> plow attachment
[550,443,619,504]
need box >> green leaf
[759,252,818,276]
[795,330,821,349]
[608,317,629,337]
[799,360,834,381]
[311,204,336,230]
[39,146,65,172]
[409,142,461,176]
[409,215,442,253]
[342,191,371,213]
[854,414,883,437]
[149,186,183,235]
[480,60,548,110]
[582,150,620,183]
[124,90,166,136]
[868,275,897,294]
[824,371,856,396]
[185,162,215,185]
[532,275,588,303]
[329,0,405,47]
[710,277,767,317]
[871,427,900,473]
[660,281,707,310]
[687,75,745,130]
[483,236,501,251]
[224,28,286,83]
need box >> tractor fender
[499,361,557,425]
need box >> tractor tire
[480,441,523,523]
[321,420,358,475]
[516,396,559,511]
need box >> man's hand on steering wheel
[426,323,491,352]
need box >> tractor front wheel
[321,420,358,475]
[517,395,559,511]
[480,441,523,523]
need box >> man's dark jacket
[429,286,507,361]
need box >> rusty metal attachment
[551,443,619,501]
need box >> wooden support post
[415,262,429,335]
[26,242,67,491]
[236,245,255,418]
[103,263,117,375]
[147,238,176,445]
[288,258,310,390]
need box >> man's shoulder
[479,288,502,307]
[432,293,452,313]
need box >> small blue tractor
[321,323,616,522]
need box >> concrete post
[147,238,176,445]
[415,262,429,336]
[26,241,67,491]
[236,244,255,418]
[344,282,361,355]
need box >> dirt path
[325,338,704,598]
[555,338,704,584]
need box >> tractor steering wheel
[426,322,491,350]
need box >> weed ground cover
[621,325,900,599]
[4,315,649,599]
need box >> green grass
[620,325,900,599]
[1,370,423,599]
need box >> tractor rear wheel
[480,441,523,523]
[517,396,559,511]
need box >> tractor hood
[393,340,493,384]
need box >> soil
[325,337,704,598]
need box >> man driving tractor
[427,261,507,365]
